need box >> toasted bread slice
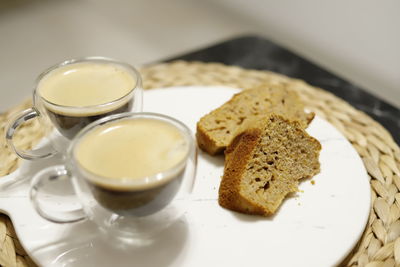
[218,114,321,216]
[196,84,314,155]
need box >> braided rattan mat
[1,61,399,267]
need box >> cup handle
[30,165,86,223]
[5,108,57,160]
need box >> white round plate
[0,86,371,267]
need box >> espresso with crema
[37,62,136,139]
[74,118,190,215]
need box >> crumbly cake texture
[218,114,321,216]
[196,83,315,155]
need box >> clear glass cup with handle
[30,112,197,244]
[5,57,143,160]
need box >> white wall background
[0,0,399,111]
[214,0,400,108]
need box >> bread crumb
[311,180,315,185]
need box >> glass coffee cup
[6,57,143,160]
[30,112,197,241]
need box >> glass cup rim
[68,112,195,191]
[34,56,141,111]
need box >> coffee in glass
[6,57,142,160]
[38,62,136,138]
[30,112,196,240]
[74,117,190,215]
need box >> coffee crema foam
[74,118,189,190]
[38,62,135,115]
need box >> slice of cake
[218,114,321,216]
[196,83,314,155]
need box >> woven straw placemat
[0,61,399,267]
